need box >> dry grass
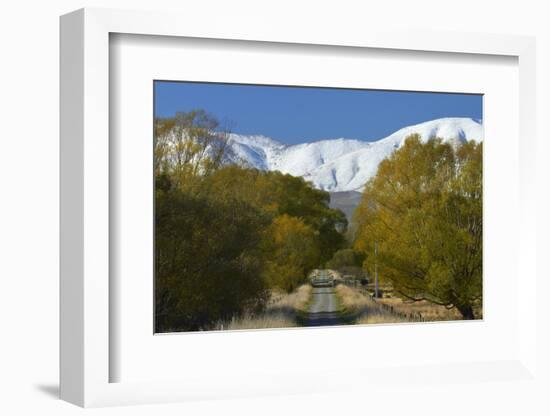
[215,285,312,330]
[268,284,312,312]
[335,284,410,324]
[219,312,299,330]
[336,284,373,312]
[377,297,463,321]
[356,313,411,325]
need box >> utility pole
[374,241,379,298]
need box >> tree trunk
[456,304,475,320]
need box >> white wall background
[0,1,548,415]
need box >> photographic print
[154,81,482,333]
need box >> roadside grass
[269,284,312,312]
[214,284,312,330]
[335,284,412,324]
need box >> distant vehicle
[311,271,335,288]
[360,278,369,286]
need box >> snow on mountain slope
[271,138,369,177]
[226,117,483,192]
[226,135,284,170]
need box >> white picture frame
[60,7,538,408]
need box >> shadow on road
[298,311,342,327]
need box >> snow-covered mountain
[226,117,483,192]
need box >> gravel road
[303,286,342,327]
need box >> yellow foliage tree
[262,215,320,292]
[353,135,482,319]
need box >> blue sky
[154,81,482,145]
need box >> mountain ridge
[226,117,483,192]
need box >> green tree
[353,135,482,319]
[326,248,365,274]
[205,166,348,263]
[261,215,320,292]
[154,110,269,332]
[155,175,270,331]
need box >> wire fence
[357,286,426,323]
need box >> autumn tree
[353,135,482,319]
[261,215,320,292]
[154,110,230,192]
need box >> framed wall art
[60,8,538,408]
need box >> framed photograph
[151,80,483,333]
[60,8,538,408]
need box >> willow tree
[353,135,482,319]
[154,110,269,332]
[154,109,230,192]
